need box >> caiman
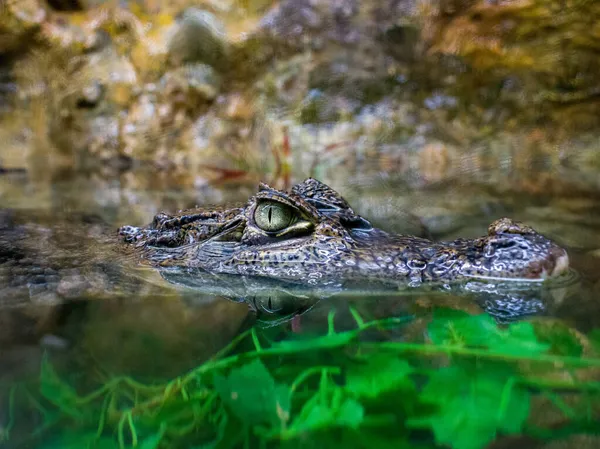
[119,178,570,286]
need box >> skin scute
[119,178,570,285]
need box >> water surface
[1,171,599,448]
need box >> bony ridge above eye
[254,201,295,232]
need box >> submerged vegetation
[3,308,600,449]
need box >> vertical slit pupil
[268,206,272,223]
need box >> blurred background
[2,0,600,206]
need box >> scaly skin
[119,178,570,286]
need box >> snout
[532,245,569,279]
[459,232,570,282]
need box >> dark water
[1,171,599,448]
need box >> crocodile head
[119,178,569,285]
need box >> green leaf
[39,356,85,419]
[299,404,336,429]
[214,359,290,428]
[497,381,530,434]
[415,366,471,412]
[428,312,549,356]
[427,310,482,347]
[410,367,530,449]
[271,332,355,351]
[345,356,414,398]
[291,395,364,432]
[426,399,497,449]
[491,321,550,356]
[336,398,364,427]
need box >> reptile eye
[254,201,295,232]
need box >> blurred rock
[167,8,230,70]
[0,0,47,54]
[160,62,221,106]
[0,0,599,194]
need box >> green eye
[254,201,294,232]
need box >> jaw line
[459,250,570,283]
[459,273,546,283]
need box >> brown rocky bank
[0,0,599,194]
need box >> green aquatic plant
[3,309,600,449]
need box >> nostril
[496,240,518,249]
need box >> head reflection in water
[159,268,325,326]
[159,266,580,326]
